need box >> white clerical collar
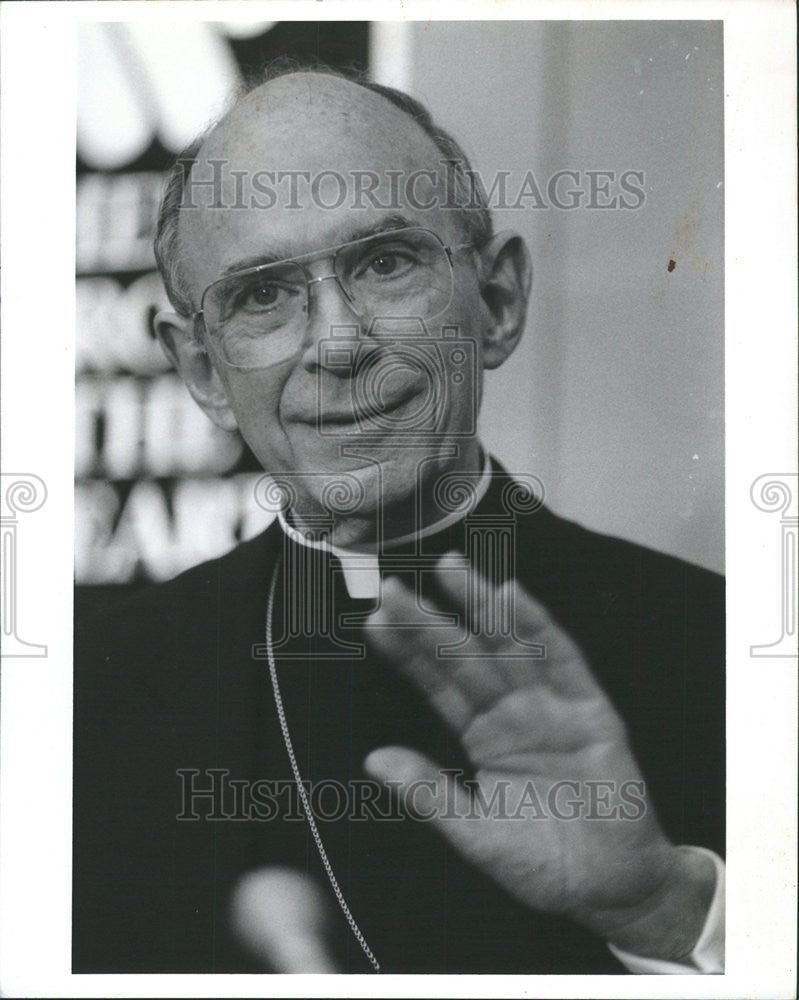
[276,452,493,599]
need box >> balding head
[154,62,492,316]
[201,70,431,167]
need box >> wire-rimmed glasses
[195,227,474,369]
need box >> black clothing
[73,469,724,973]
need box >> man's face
[172,74,510,525]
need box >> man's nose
[298,275,361,373]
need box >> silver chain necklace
[265,553,381,973]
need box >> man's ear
[476,232,532,370]
[153,311,239,432]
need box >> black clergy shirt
[73,463,725,974]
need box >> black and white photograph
[0,2,796,997]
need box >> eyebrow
[216,214,419,279]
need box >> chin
[315,458,420,521]
[276,427,472,516]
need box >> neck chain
[265,553,381,973]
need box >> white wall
[408,21,724,572]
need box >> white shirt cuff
[607,846,725,974]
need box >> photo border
[1,2,796,997]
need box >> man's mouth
[304,372,429,428]
[320,390,418,426]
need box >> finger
[435,560,603,700]
[363,746,486,861]
[431,549,471,615]
[504,580,603,698]
[433,553,548,690]
[229,867,340,973]
[434,550,537,637]
[434,551,546,646]
[365,576,510,716]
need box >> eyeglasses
[195,227,475,370]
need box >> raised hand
[363,554,716,962]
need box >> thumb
[229,866,340,972]
[363,746,484,859]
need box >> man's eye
[361,248,417,279]
[369,253,400,276]
[234,281,296,313]
[249,284,280,306]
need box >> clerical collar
[276,452,493,598]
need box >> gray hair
[153,57,494,317]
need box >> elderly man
[73,64,724,975]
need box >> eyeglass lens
[203,229,454,368]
